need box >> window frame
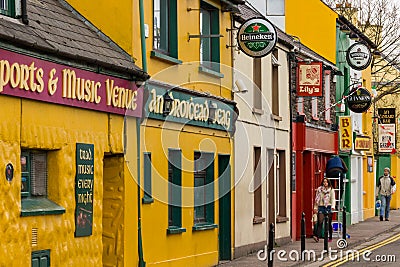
[167,149,185,234]
[199,1,220,73]
[324,71,331,123]
[272,49,280,116]
[152,0,178,59]
[253,58,262,111]
[276,150,287,220]
[20,149,65,217]
[193,151,217,230]
[0,0,16,17]
[142,152,154,204]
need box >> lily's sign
[145,84,234,132]
[0,48,143,117]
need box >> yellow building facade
[66,0,238,266]
[286,0,337,63]
[373,57,400,209]
[0,0,147,266]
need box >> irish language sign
[0,48,143,117]
[75,143,94,237]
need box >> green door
[218,154,231,260]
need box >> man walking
[376,167,396,221]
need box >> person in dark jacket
[325,155,348,201]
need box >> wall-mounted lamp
[163,91,173,116]
[234,79,248,93]
[340,25,351,34]
[303,58,312,64]
[208,102,218,123]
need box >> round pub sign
[237,18,277,58]
[346,87,372,113]
[346,42,372,70]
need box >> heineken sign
[237,18,277,58]
[346,42,372,70]
[346,87,372,113]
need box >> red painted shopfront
[291,121,338,240]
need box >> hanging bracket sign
[237,18,277,58]
[346,42,372,70]
[345,87,372,113]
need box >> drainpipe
[138,0,147,266]
[21,0,29,24]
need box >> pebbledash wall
[0,49,143,265]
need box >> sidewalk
[219,209,400,267]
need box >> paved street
[219,209,400,267]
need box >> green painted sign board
[75,143,94,237]
[145,84,235,132]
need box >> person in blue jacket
[325,155,348,200]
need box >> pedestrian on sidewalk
[313,178,336,243]
[376,167,396,221]
[325,155,348,201]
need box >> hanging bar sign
[75,143,94,237]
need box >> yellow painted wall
[0,96,138,266]
[66,0,134,58]
[67,0,233,100]
[141,120,232,267]
[286,0,337,63]
[144,0,233,100]
[65,1,235,265]
[390,156,400,209]
[361,68,375,219]
[373,60,400,210]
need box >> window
[272,49,279,116]
[21,151,47,198]
[153,0,177,58]
[253,147,264,224]
[142,153,153,204]
[32,250,50,267]
[276,150,287,219]
[311,97,318,120]
[324,71,331,122]
[167,149,185,234]
[200,1,220,73]
[193,152,217,230]
[297,97,304,115]
[20,150,65,216]
[253,58,262,110]
[0,0,16,17]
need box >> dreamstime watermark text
[257,239,396,263]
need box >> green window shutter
[31,152,47,197]
[153,0,177,58]
[169,0,178,58]
[210,9,220,72]
[200,2,220,72]
[168,149,182,227]
[194,152,214,224]
[143,153,152,200]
